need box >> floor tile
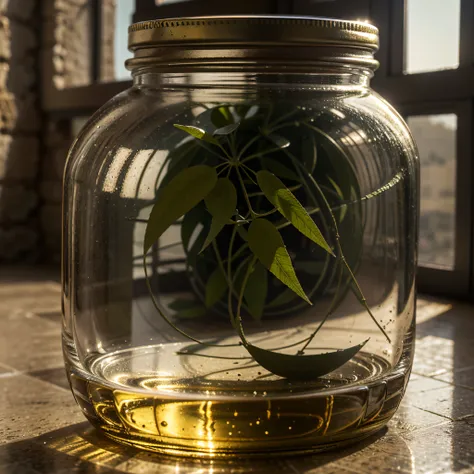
[27,368,70,391]
[402,421,474,473]
[0,374,83,446]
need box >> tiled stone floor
[0,268,473,473]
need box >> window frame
[370,0,474,299]
[42,0,474,299]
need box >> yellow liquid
[66,343,408,457]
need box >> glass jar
[63,16,418,456]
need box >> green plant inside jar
[142,103,400,381]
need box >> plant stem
[299,259,344,353]
[234,255,258,348]
[195,140,228,162]
[227,225,239,327]
[284,147,392,344]
[143,257,237,347]
[217,164,230,176]
[241,146,282,164]
[237,167,256,217]
[240,165,257,185]
[237,133,263,160]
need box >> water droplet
[265,431,269,435]
[161,421,168,427]
[234,411,238,417]
[256,421,260,425]
[229,432,232,435]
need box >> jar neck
[132,69,372,90]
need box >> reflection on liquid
[65,350,407,458]
[37,421,414,473]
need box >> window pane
[408,114,457,269]
[405,0,460,74]
[101,0,135,82]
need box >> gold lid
[127,15,379,72]
[128,15,378,51]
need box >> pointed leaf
[214,122,240,136]
[245,339,368,380]
[262,157,299,181]
[161,142,198,188]
[236,225,248,241]
[244,262,268,320]
[211,106,234,128]
[144,165,217,252]
[205,267,227,308]
[267,133,290,149]
[189,222,210,264]
[181,204,205,253]
[201,178,237,251]
[248,219,311,304]
[173,124,219,145]
[257,170,334,256]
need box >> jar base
[65,341,409,457]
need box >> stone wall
[0,0,117,264]
[37,0,116,264]
[40,118,72,264]
[36,0,117,264]
[0,0,41,262]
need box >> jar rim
[127,15,379,72]
[128,15,378,51]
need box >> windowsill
[0,268,472,472]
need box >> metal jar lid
[127,15,379,71]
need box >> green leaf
[302,134,317,173]
[267,133,290,149]
[205,267,227,308]
[211,106,234,128]
[181,205,205,253]
[214,122,240,136]
[262,157,299,181]
[173,124,219,145]
[161,141,198,187]
[243,262,267,320]
[236,225,248,241]
[245,339,368,380]
[257,170,334,256]
[247,219,311,304]
[266,288,296,308]
[144,165,217,253]
[328,176,348,222]
[201,178,237,251]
